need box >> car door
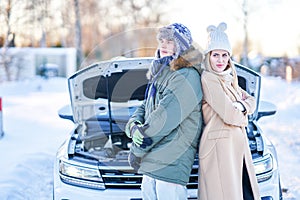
[234,62,261,122]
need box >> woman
[198,22,260,200]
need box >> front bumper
[54,183,142,200]
[53,162,280,200]
[54,180,198,200]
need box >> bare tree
[104,0,168,30]
[0,0,56,81]
[0,0,169,75]
[0,0,14,81]
[19,0,54,47]
[73,0,83,69]
[241,0,249,66]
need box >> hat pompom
[207,25,217,33]
[217,22,227,31]
[204,22,232,55]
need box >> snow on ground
[0,77,73,200]
[0,75,299,199]
[259,76,300,199]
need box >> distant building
[261,56,300,81]
[0,47,76,80]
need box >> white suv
[53,57,282,200]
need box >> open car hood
[68,57,152,124]
[67,58,261,124]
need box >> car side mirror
[58,105,74,122]
[257,101,277,121]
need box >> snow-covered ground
[259,76,300,199]
[0,75,299,199]
[0,77,73,200]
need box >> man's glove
[128,152,141,172]
[130,123,152,148]
[125,120,141,138]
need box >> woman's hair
[203,52,239,91]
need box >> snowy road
[0,76,299,199]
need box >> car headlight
[59,160,105,190]
[253,154,273,182]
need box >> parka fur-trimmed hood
[147,45,203,79]
[170,45,203,73]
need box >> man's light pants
[141,175,187,200]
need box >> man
[125,23,203,200]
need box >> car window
[238,76,247,91]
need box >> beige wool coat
[198,68,260,200]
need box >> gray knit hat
[204,22,232,55]
[157,23,193,59]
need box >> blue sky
[168,0,300,57]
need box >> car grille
[100,164,199,189]
[101,169,142,188]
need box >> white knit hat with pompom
[204,22,232,55]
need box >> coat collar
[170,45,203,74]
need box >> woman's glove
[233,101,246,112]
[128,152,141,172]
